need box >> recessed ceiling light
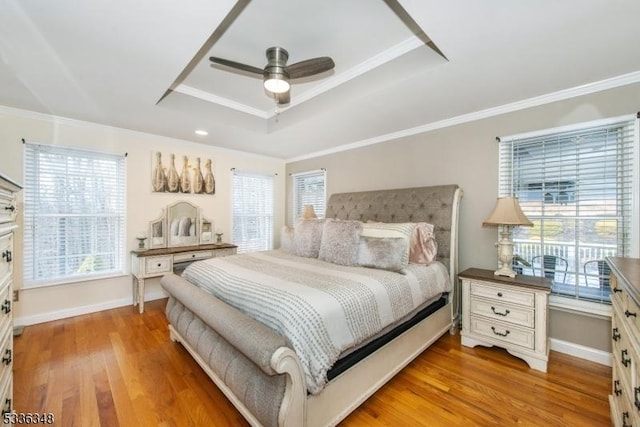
[195,129,208,136]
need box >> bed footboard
[161,273,306,427]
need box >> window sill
[549,294,612,319]
[23,271,128,290]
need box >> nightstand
[459,268,552,372]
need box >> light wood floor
[14,299,611,426]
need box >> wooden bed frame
[164,184,462,427]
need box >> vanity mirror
[147,201,212,249]
[167,201,199,247]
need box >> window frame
[292,169,326,222]
[23,142,127,288]
[231,170,275,253]
[497,114,639,308]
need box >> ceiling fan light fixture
[263,73,290,94]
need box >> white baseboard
[549,337,612,367]
[14,290,168,327]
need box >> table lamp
[483,196,533,277]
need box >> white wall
[0,106,285,326]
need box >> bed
[160,184,462,427]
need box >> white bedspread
[182,250,451,394]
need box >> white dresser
[0,173,20,419]
[131,243,237,313]
[608,257,640,427]
[460,268,552,372]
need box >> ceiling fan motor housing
[263,47,290,93]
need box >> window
[232,170,274,253]
[498,116,637,304]
[23,142,126,287]
[292,169,326,221]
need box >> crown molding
[286,70,640,163]
[173,84,270,119]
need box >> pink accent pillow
[409,222,438,264]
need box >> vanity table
[131,243,236,313]
[132,200,235,313]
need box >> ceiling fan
[209,46,335,105]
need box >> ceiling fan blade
[209,57,263,75]
[286,57,335,79]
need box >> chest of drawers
[607,257,640,427]
[0,173,21,421]
[459,268,551,372]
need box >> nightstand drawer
[470,281,535,308]
[470,297,534,328]
[144,256,172,274]
[174,251,214,263]
[469,316,535,350]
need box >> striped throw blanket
[182,250,451,394]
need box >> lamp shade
[301,204,317,219]
[483,197,533,227]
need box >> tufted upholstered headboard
[325,185,462,280]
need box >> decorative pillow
[293,219,325,258]
[318,219,362,266]
[410,222,438,264]
[357,236,406,272]
[360,222,415,266]
[280,225,295,253]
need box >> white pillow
[360,222,415,266]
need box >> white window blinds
[292,169,326,221]
[232,170,274,253]
[498,116,637,303]
[23,142,126,287]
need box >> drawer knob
[4,205,15,212]
[613,287,622,293]
[490,326,510,337]
[615,380,622,396]
[625,309,637,318]
[491,307,510,317]
[192,254,196,258]
[622,349,631,367]
[1,250,11,263]
[1,349,11,366]
[496,292,503,297]
[1,300,10,314]
[157,263,162,267]
[613,327,621,342]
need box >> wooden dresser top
[607,257,640,307]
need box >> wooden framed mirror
[148,210,167,249]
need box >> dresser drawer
[0,234,12,284]
[174,251,214,263]
[0,189,16,225]
[469,315,535,350]
[144,256,172,275]
[470,281,535,308]
[214,248,236,257]
[470,297,534,328]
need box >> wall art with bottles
[151,151,216,195]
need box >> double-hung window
[292,169,326,221]
[498,116,638,304]
[231,170,274,253]
[23,142,126,287]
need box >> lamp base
[494,266,516,278]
